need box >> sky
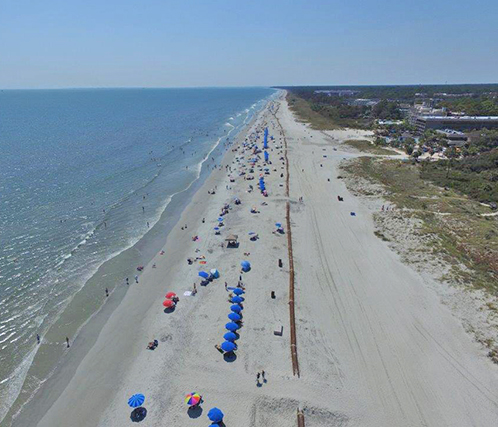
[1,0,497,89]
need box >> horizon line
[2,82,498,91]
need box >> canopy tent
[128,394,145,408]
[225,234,238,248]
[210,269,220,279]
[264,151,269,162]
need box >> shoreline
[9,91,498,427]
[5,94,276,427]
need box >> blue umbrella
[218,217,224,222]
[225,322,240,331]
[241,260,251,272]
[198,271,209,279]
[214,227,220,230]
[223,332,238,341]
[208,407,224,423]
[228,312,241,321]
[128,394,145,408]
[233,288,244,295]
[275,222,282,228]
[231,296,244,304]
[248,231,256,235]
[221,341,236,352]
[230,304,242,313]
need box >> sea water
[0,87,274,423]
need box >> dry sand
[20,93,498,427]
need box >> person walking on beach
[225,282,228,291]
[126,277,129,285]
[66,337,70,348]
[36,334,40,344]
[135,275,139,283]
[105,288,109,297]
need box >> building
[314,90,359,97]
[415,116,498,134]
[409,104,447,125]
[435,129,468,147]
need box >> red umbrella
[165,292,177,299]
[163,299,175,308]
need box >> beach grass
[343,139,398,156]
[286,93,342,130]
[341,157,498,293]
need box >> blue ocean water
[0,87,274,421]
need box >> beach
[11,92,498,427]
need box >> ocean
[0,87,275,423]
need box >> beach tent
[223,332,238,341]
[241,260,251,272]
[231,296,244,304]
[225,234,238,248]
[128,394,145,408]
[228,312,241,321]
[230,304,242,313]
[233,288,244,295]
[210,269,220,279]
[208,407,224,423]
[221,341,236,352]
[198,271,209,279]
[225,322,240,331]
[264,151,269,162]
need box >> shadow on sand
[130,407,147,422]
[223,351,237,363]
[187,405,203,419]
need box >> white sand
[29,94,498,427]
